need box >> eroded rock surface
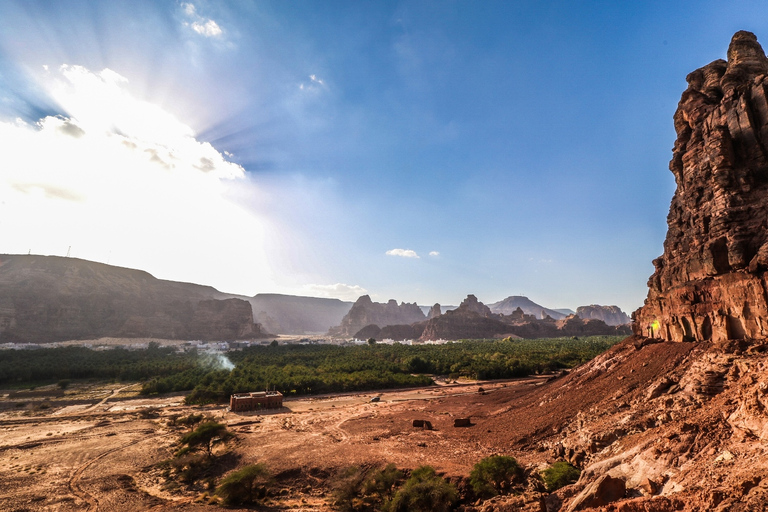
[634,31,768,342]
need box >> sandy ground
[0,377,548,511]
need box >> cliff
[634,31,768,342]
[327,295,426,337]
[0,254,271,342]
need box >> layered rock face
[635,31,768,342]
[0,255,271,342]
[327,295,426,337]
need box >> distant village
[0,336,461,352]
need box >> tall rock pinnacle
[634,31,768,342]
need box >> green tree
[469,455,523,498]
[215,463,272,506]
[179,421,230,456]
[541,461,580,491]
[384,466,458,512]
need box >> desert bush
[169,413,205,427]
[332,466,367,511]
[214,463,271,506]
[469,455,523,498]
[180,421,230,456]
[384,466,458,512]
[332,464,404,511]
[541,461,580,491]
[170,453,211,483]
[362,463,403,505]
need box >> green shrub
[332,464,404,511]
[469,455,523,498]
[214,463,271,506]
[541,461,580,491]
[180,421,230,456]
[332,466,367,511]
[384,466,458,512]
[362,464,403,506]
[170,453,211,483]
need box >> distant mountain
[419,295,631,341]
[0,254,271,343]
[489,296,567,320]
[554,308,576,316]
[246,294,352,335]
[328,295,426,337]
[575,305,631,326]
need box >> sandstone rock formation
[634,31,768,342]
[327,295,426,337]
[0,254,271,342]
[427,303,442,319]
[576,305,630,326]
[419,296,515,341]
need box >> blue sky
[1,1,767,313]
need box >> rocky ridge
[634,31,768,342]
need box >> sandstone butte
[634,30,768,343]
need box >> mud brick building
[229,391,283,411]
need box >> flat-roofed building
[229,391,283,411]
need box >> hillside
[0,254,271,342]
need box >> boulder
[566,474,626,511]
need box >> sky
[1,1,767,313]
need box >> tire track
[67,430,171,511]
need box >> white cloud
[0,64,274,296]
[386,248,420,259]
[429,251,440,257]
[303,283,368,301]
[191,20,222,38]
[182,3,223,38]
[299,74,327,93]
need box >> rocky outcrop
[0,254,272,342]
[427,303,442,319]
[327,295,426,337]
[634,31,768,342]
[576,305,631,326]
